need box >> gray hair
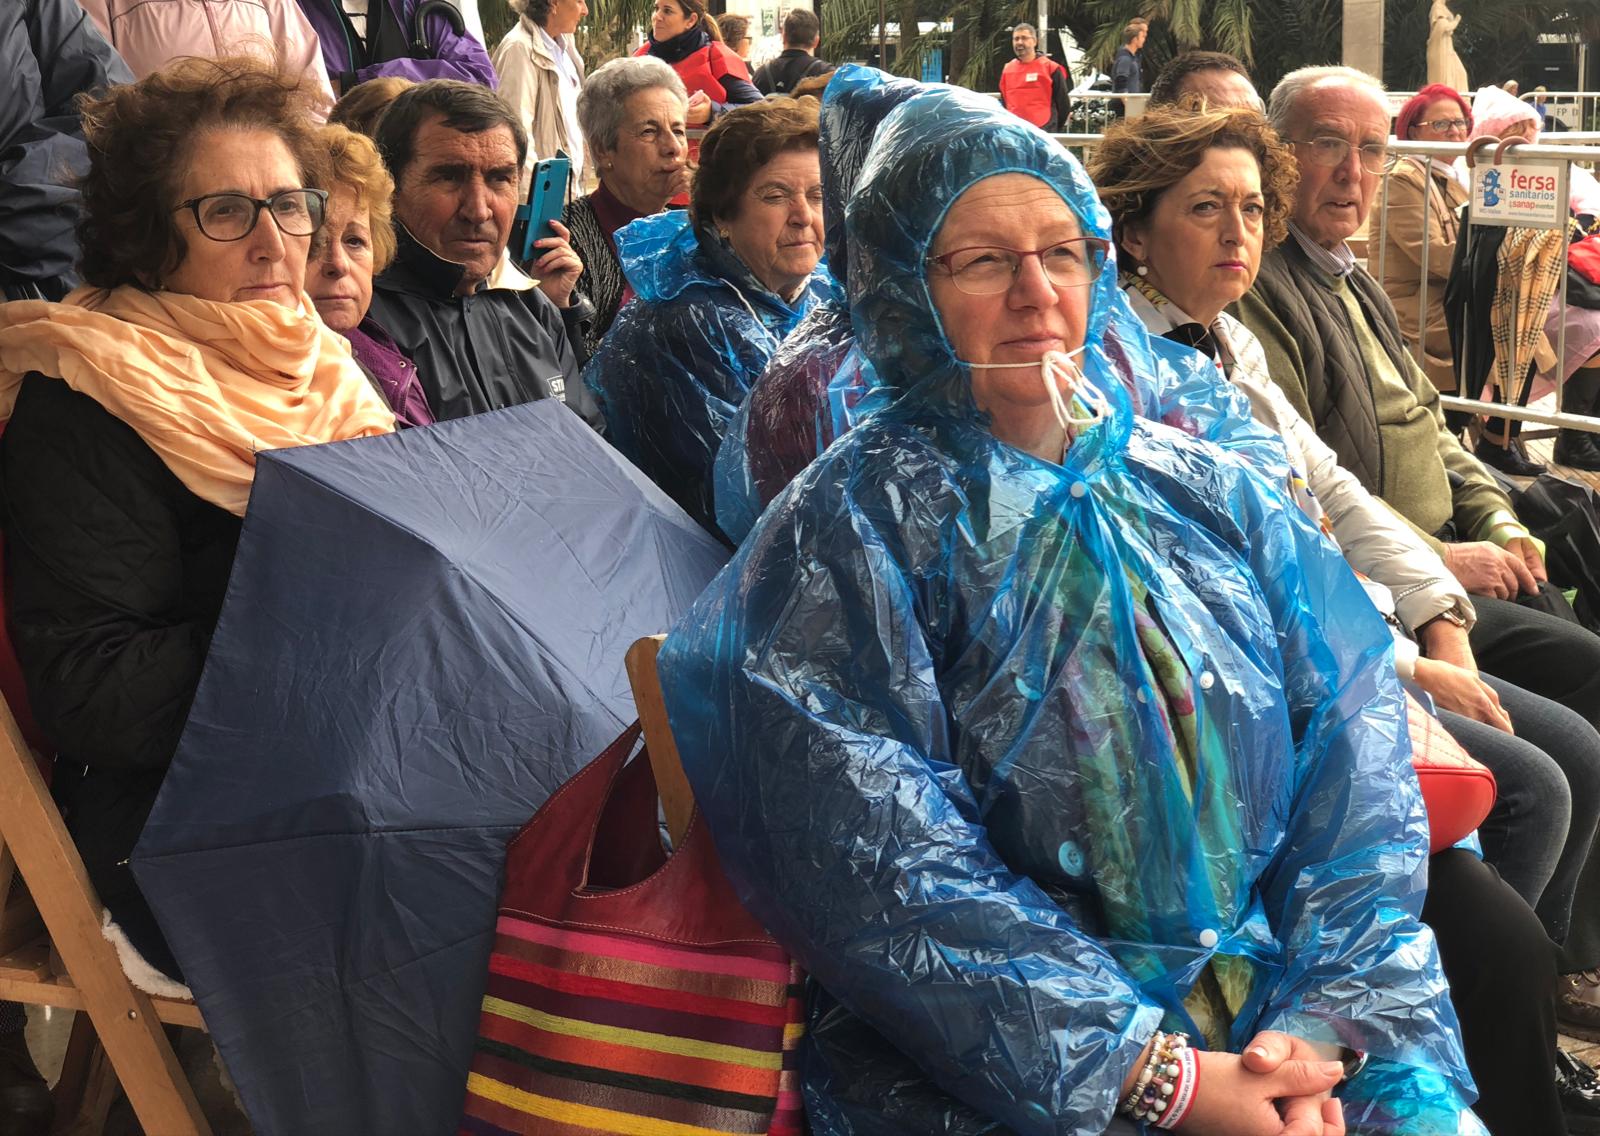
[1012,21,1037,36]
[577,57,689,155]
[1267,65,1387,136]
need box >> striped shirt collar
[1288,221,1357,278]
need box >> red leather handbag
[459,722,806,1136]
[1404,693,1497,853]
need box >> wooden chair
[624,635,695,846]
[0,687,212,1135]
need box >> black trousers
[1469,594,1600,731]
[1423,849,1563,1136]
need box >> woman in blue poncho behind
[658,72,1485,1134]
[584,96,837,536]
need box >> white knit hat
[1468,84,1539,141]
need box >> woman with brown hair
[0,57,394,985]
[307,123,435,427]
[583,97,835,534]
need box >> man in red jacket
[998,23,1070,132]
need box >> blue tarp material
[131,399,728,1136]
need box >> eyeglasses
[1416,117,1470,134]
[174,189,329,242]
[1287,135,1395,174]
[925,238,1110,295]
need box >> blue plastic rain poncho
[659,76,1481,1135]
[583,205,838,534]
[712,68,1290,544]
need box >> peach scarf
[0,286,396,516]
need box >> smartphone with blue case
[513,153,571,266]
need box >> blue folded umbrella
[132,399,728,1136]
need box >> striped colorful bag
[459,722,807,1136]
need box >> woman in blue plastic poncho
[584,96,838,535]
[658,74,1484,1135]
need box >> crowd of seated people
[9,7,1600,1134]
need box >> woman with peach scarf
[0,58,392,986]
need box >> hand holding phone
[529,219,583,310]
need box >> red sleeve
[709,41,752,81]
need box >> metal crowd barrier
[1371,138,1600,435]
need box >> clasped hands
[1169,1031,1346,1136]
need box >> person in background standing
[493,0,587,193]
[998,22,1070,132]
[1111,18,1146,114]
[753,8,828,95]
[638,0,760,128]
[719,13,751,61]
[77,0,334,108]
[295,0,497,95]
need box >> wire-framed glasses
[174,189,329,242]
[926,237,1111,295]
[1417,117,1470,134]
[1287,136,1395,174]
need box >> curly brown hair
[1087,102,1298,260]
[690,97,820,235]
[319,124,398,273]
[76,56,331,291]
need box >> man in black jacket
[753,8,829,96]
[368,80,602,426]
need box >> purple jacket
[297,0,496,90]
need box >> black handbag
[1513,473,1600,630]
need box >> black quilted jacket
[1,373,241,978]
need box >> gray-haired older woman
[564,56,690,354]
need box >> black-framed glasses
[925,237,1111,295]
[1286,136,1395,174]
[1417,117,1470,134]
[173,189,328,242]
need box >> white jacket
[1123,284,1474,673]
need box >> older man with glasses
[1233,64,1600,1132]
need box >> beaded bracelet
[1118,1032,1191,1122]
[1131,1032,1190,1126]
[1152,1040,1199,1129]
[1117,1036,1162,1118]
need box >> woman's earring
[1135,264,1149,277]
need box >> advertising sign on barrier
[1469,158,1570,229]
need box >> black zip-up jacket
[753,48,829,95]
[368,225,601,427]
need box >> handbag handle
[499,721,779,947]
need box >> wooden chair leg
[51,1012,118,1136]
[0,707,209,1136]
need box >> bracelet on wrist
[1153,1040,1199,1129]
[1119,1031,1192,1125]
